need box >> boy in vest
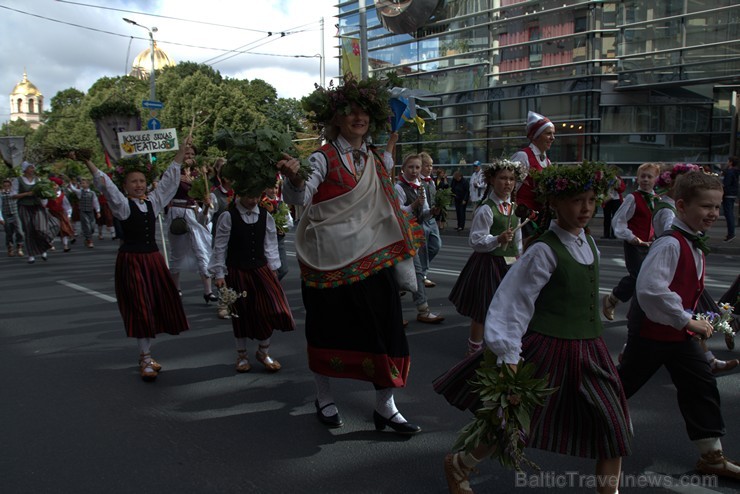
[395,154,444,324]
[418,152,442,288]
[69,178,100,248]
[602,162,659,320]
[618,171,740,479]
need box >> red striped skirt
[449,252,509,323]
[226,264,295,340]
[48,209,75,238]
[434,333,632,459]
[114,251,189,338]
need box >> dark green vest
[653,200,676,215]
[528,230,602,340]
[481,199,519,257]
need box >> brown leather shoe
[16,246,24,257]
[712,359,739,374]
[423,277,436,288]
[256,350,281,372]
[726,333,735,350]
[417,311,445,324]
[139,360,158,382]
[7,247,14,257]
[696,450,740,480]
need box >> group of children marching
[435,153,739,493]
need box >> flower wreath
[533,161,615,202]
[482,159,525,182]
[301,74,392,140]
[111,156,160,188]
[656,162,701,189]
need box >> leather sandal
[139,359,158,382]
[602,294,617,321]
[256,347,281,372]
[235,352,251,373]
[139,353,162,372]
[444,453,475,494]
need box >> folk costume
[438,164,631,493]
[619,216,740,479]
[606,187,656,306]
[285,135,415,387]
[92,158,189,380]
[11,163,59,262]
[395,173,444,323]
[449,191,521,325]
[511,111,554,233]
[68,182,100,246]
[166,174,214,299]
[419,171,442,285]
[0,184,25,256]
[96,193,115,240]
[45,178,75,252]
[209,201,294,373]
[260,190,293,281]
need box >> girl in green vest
[448,159,524,356]
[439,163,632,494]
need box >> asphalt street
[0,219,738,494]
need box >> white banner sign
[118,128,179,157]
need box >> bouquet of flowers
[32,178,56,199]
[217,286,248,318]
[453,349,557,471]
[692,303,735,339]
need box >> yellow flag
[342,37,361,77]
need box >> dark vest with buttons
[397,180,422,221]
[79,189,95,212]
[119,199,158,253]
[226,206,267,270]
[528,230,602,339]
[17,179,41,207]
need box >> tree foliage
[5,62,312,172]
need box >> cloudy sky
[0,0,342,123]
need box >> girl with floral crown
[76,138,192,381]
[438,163,632,494]
[278,76,421,434]
[45,177,75,253]
[446,159,524,357]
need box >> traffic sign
[148,118,161,130]
[142,100,164,109]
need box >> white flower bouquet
[218,286,248,318]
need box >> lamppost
[123,18,158,101]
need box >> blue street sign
[142,100,164,109]
[148,118,161,130]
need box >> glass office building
[336,0,740,173]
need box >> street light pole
[123,18,158,101]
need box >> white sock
[41,252,47,259]
[235,338,247,352]
[62,237,69,248]
[458,451,482,469]
[137,338,152,355]
[417,303,429,314]
[694,437,722,456]
[257,338,271,355]
[314,373,337,417]
[467,338,483,354]
[375,388,406,423]
[28,256,35,262]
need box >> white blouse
[208,202,280,279]
[484,221,598,364]
[92,161,181,220]
[652,196,675,237]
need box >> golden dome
[11,71,42,97]
[130,41,175,79]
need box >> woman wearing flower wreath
[75,138,192,381]
[446,159,523,357]
[277,76,421,434]
[10,161,60,263]
[438,163,632,494]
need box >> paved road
[1,226,738,494]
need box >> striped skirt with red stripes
[18,204,59,256]
[448,252,510,323]
[435,332,632,459]
[114,251,189,338]
[226,264,295,340]
[48,209,75,238]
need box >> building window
[16,98,23,113]
[28,99,34,114]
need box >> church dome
[11,71,42,97]
[130,41,175,79]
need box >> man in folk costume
[69,177,100,248]
[279,76,421,435]
[510,111,556,237]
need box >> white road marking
[57,280,117,303]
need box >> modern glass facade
[336,0,740,174]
